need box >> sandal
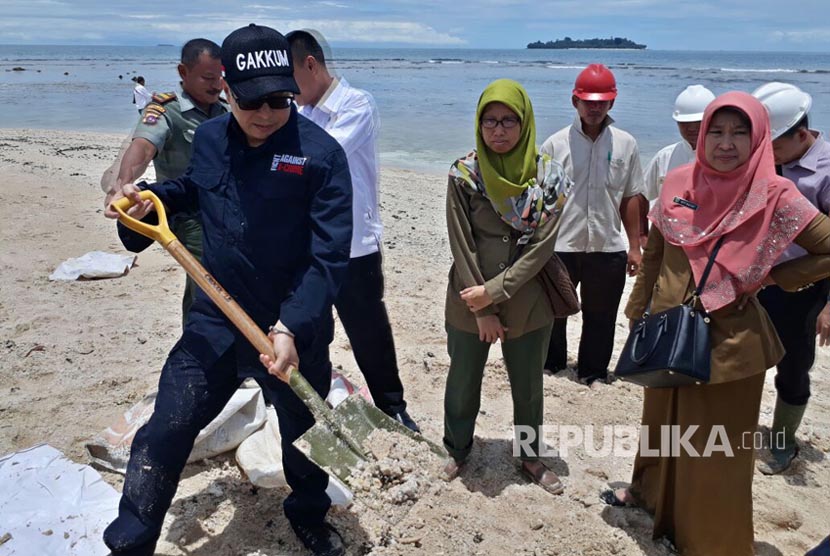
[521,461,565,495]
[443,458,465,481]
[600,488,635,507]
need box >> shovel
[112,190,446,485]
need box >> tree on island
[527,37,646,49]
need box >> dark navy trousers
[758,282,827,406]
[103,341,332,555]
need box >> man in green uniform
[102,38,227,324]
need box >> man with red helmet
[540,63,645,385]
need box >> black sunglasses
[234,93,294,111]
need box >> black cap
[221,24,299,102]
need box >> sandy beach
[1,127,828,555]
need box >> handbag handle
[630,313,668,365]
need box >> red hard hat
[573,64,617,101]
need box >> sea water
[1,45,829,172]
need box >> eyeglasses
[234,93,294,111]
[480,117,520,129]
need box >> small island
[527,37,646,50]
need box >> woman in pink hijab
[604,91,830,555]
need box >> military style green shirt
[132,88,228,181]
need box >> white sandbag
[235,409,284,488]
[0,444,119,556]
[191,381,267,461]
[49,251,137,281]
[86,381,266,473]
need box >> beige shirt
[540,116,644,253]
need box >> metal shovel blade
[294,394,446,486]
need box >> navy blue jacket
[118,108,353,374]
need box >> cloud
[303,20,466,45]
[0,0,828,50]
[242,4,293,10]
[771,29,830,43]
[138,17,465,45]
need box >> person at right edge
[753,82,830,474]
[605,91,830,555]
[540,63,645,385]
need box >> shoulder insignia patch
[140,103,165,125]
[144,103,165,114]
[151,92,177,105]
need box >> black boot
[388,408,420,433]
[757,398,806,475]
[290,521,345,556]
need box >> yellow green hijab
[475,79,538,218]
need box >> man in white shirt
[640,85,715,244]
[540,63,645,385]
[287,30,419,432]
[132,76,152,113]
[643,85,715,202]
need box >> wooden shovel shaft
[166,241,370,458]
[164,239,287,381]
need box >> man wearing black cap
[103,24,352,556]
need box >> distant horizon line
[0,43,827,54]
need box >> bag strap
[692,236,726,297]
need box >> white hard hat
[672,85,716,122]
[752,82,812,140]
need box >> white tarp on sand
[0,444,118,556]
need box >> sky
[1,0,830,51]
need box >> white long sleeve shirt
[540,116,645,253]
[299,78,382,258]
[133,84,152,110]
[643,139,695,202]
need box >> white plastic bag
[49,251,137,281]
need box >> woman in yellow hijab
[443,79,571,494]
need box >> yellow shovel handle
[110,190,177,247]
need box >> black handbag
[612,237,725,388]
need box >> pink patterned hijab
[650,91,818,312]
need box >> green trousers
[170,216,203,328]
[443,323,552,462]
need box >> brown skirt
[630,372,765,556]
